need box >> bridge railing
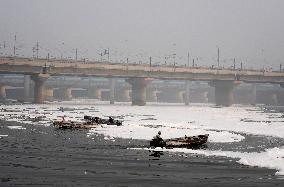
[1,56,283,76]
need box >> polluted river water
[0,101,284,186]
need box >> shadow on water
[148,144,208,160]
[149,150,164,160]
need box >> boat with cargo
[150,134,209,148]
[53,115,122,129]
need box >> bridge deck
[1,57,284,83]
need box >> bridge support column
[177,91,185,103]
[203,91,209,103]
[207,87,215,103]
[126,78,150,106]
[256,91,278,105]
[31,74,49,104]
[210,80,240,106]
[187,90,208,103]
[0,84,7,100]
[184,80,191,105]
[116,88,130,102]
[250,84,257,106]
[277,86,284,105]
[44,87,54,101]
[157,90,183,103]
[58,87,72,101]
[24,75,32,101]
[95,89,102,100]
[87,87,102,100]
[146,88,158,102]
[270,93,278,105]
[87,87,96,99]
[109,78,115,104]
[277,93,283,106]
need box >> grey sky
[0,0,284,69]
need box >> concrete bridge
[0,57,284,106]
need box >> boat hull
[53,121,99,129]
[150,134,209,148]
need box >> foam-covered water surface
[1,102,284,178]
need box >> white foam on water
[1,103,284,175]
[91,123,244,143]
[132,146,284,176]
[7,125,26,130]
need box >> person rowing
[153,131,163,142]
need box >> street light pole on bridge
[13,34,17,57]
[36,42,39,59]
[187,52,190,67]
[217,47,220,68]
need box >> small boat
[150,134,209,148]
[83,115,122,126]
[53,115,122,129]
[53,121,98,129]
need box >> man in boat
[108,117,114,124]
[153,131,163,142]
[94,117,100,123]
[151,131,165,147]
[115,120,122,126]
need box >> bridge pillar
[87,87,96,99]
[271,93,278,105]
[210,80,240,106]
[126,78,150,106]
[58,87,72,101]
[202,91,209,103]
[24,75,32,101]
[0,84,7,100]
[177,91,185,103]
[31,74,49,104]
[278,86,284,104]
[157,90,184,103]
[184,80,191,105]
[256,90,278,105]
[95,89,102,100]
[146,88,158,102]
[190,91,209,103]
[207,87,215,103]
[87,86,102,100]
[116,88,130,102]
[277,90,284,106]
[44,87,54,101]
[109,78,116,104]
[250,84,257,106]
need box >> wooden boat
[150,134,209,148]
[53,116,122,129]
[53,121,99,129]
[83,115,122,126]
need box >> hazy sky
[0,0,284,69]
